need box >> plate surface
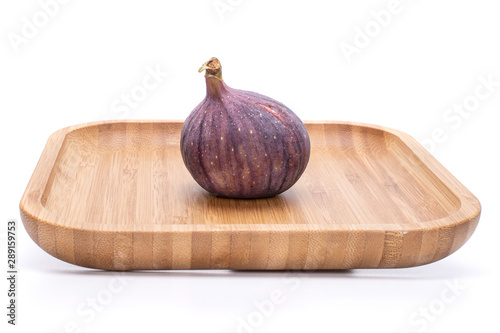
[20,120,480,270]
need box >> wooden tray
[20,120,480,270]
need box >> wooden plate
[20,120,480,270]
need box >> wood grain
[20,120,481,270]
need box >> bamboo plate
[20,120,480,270]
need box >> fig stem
[199,57,223,81]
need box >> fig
[180,57,310,198]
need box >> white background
[1,0,499,332]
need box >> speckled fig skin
[180,58,310,199]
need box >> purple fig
[180,57,310,198]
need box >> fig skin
[180,58,310,199]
